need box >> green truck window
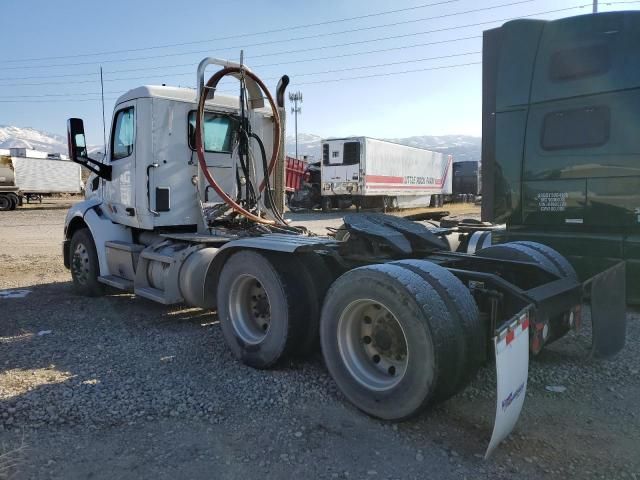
[549,44,610,81]
[541,106,610,150]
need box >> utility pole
[289,91,303,159]
[593,0,597,13]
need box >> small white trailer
[320,137,452,211]
[0,152,82,210]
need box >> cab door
[105,102,138,227]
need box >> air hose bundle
[194,65,285,227]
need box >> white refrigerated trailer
[320,137,452,211]
[0,152,83,210]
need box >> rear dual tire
[217,250,332,369]
[319,262,481,420]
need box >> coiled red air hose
[195,66,281,225]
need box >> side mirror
[66,117,112,181]
[67,118,89,162]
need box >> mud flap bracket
[586,261,626,359]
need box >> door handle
[147,163,160,216]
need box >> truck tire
[0,195,10,211]
[8,193,18,210]
[70,228,105,297]
[509,241,577,280]
[216,250,306,369]
[320,263,464,420]
[475,241,575,345]
[475,242,564,278]
[392,260,484,402]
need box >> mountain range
[0,126,481,163]
[285,133,481,163]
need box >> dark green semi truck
[481,11,640,303]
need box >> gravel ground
[0,199,638,479]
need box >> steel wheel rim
[337,299,409,391]
[71,242,91,285]
[228,274,271,344]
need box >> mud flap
[587,261,626,358]
[485,309,530,458]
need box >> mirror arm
[76,156,112,181]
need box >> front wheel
[70,228,105,296]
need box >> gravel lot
[0,199,638,479]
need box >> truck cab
[80,85,274,233]
[481,11,640,302]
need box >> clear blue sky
[0,0,636,143]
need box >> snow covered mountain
[0,125,68,153]
[0,125,106,158]
[285,133,481,163]
[1,125,480,163]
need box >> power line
[289,51,481,77]
[0,2,617,92]
[246,3,587,60]
[0,2,592,88]
[0,0,537,71]
[0,97,119,104]
[0,51,482,99]
[0,61,483,101]
[294,61,482,85]
[0,0,465,63]
[0,35,482,83]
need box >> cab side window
[112,107,135,160]
[187,111,236,153]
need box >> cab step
[98,275,133,290]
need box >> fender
[65,199,133,276]
[64,198,103,237]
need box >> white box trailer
[12,156,82,194]
[0,154,82,210]
[320,137,452,210]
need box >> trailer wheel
[321,197,332,212]
[0,195,11,211]
[8,194,18,210]
[217,250,305,369]
[392,260,484,402]
[476,241,576,345]
[70,228,105,297]
[476,242,564,278]
[320,264,463,420]
[509,241,577,280]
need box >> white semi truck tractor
[62,58,624,456]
